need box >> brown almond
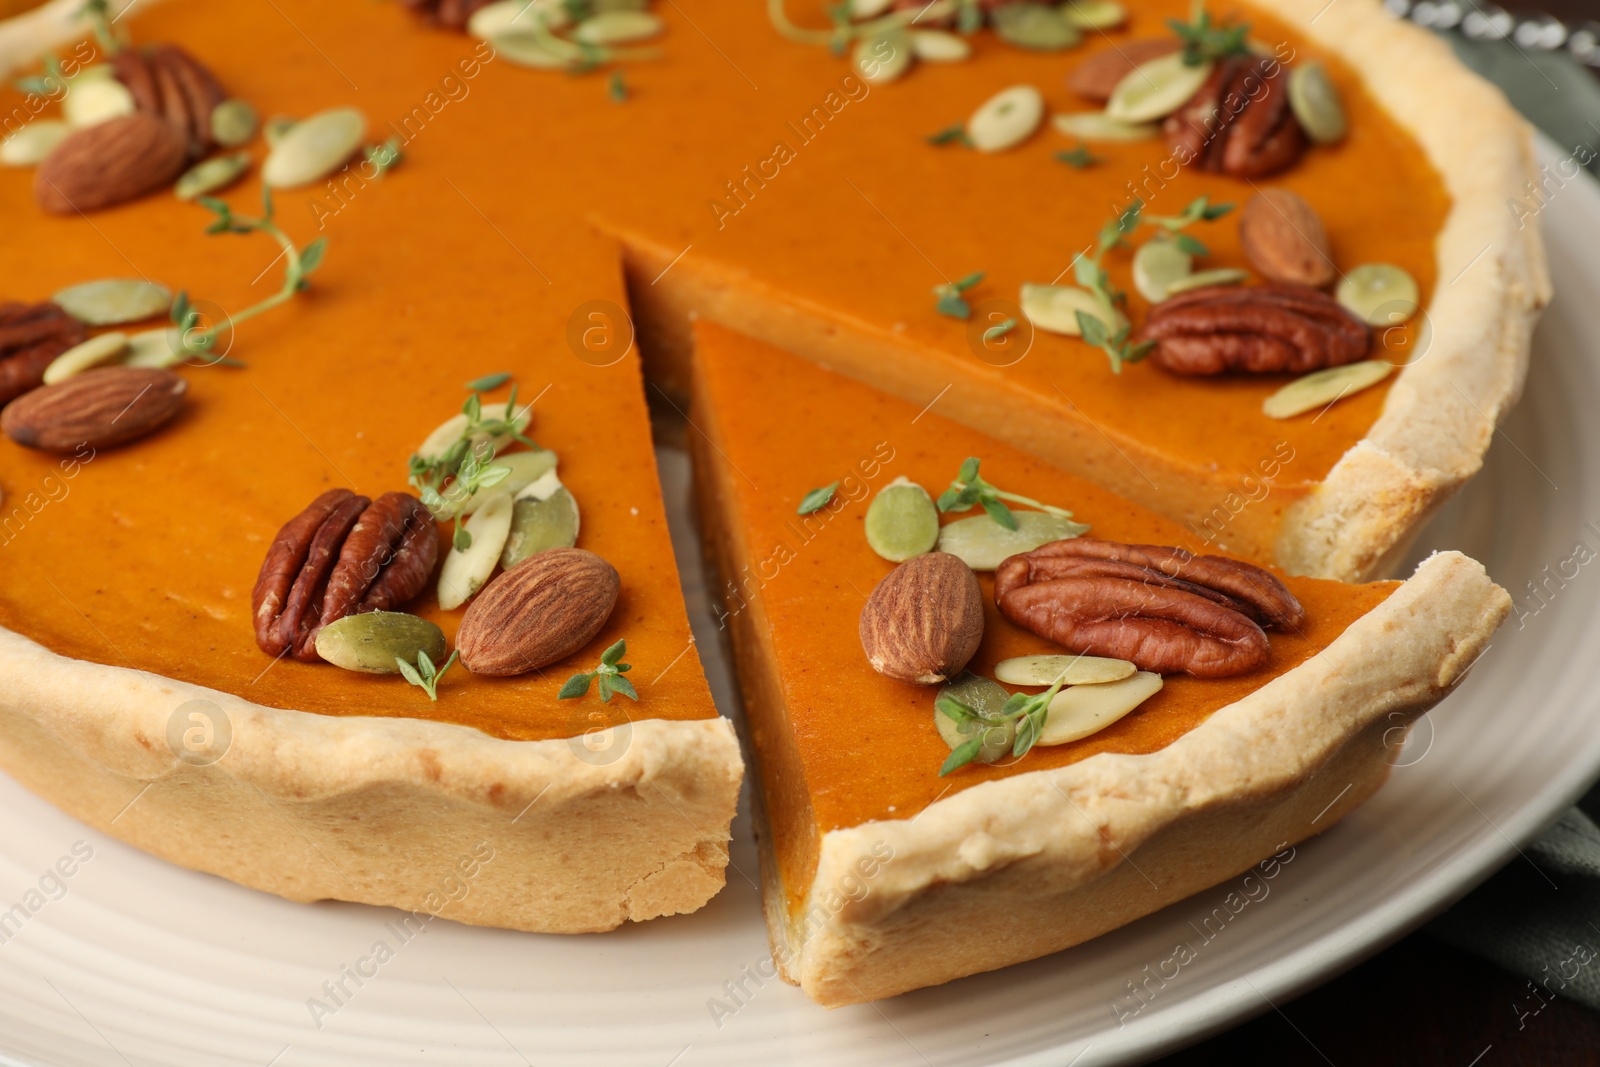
[1239,189,1337,289]
[1068,39,1181,103]
[859,552,984,685]
[1,366,186,452]
[457,547,620,676]
[35,113,187,214]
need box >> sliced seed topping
[994,654,1135,687]
[1164,267,1250,294]
[1336,263,1420,325]
[210,99,259,147]
[1106,53,1213,124]
[864,477,939,562]
[1038,671,1162,745]
[0,120,69,166]
[437,490,514,610]
[1288,61,1346,145]
[936,511,1089,571]
[123,328,184,368]
[315,611,447,674]
[574,10,663,44]
[175,152,252,200]
[490,33,577,68]
[1262,359,1394,419]
[991,3,1082,51]
[1132,237,1193,302]
[1051,111,1158,142]
[263,106,366,189]
[42,332,129,384]
[502,484,580,569]
[934,672,1017,764]
[62,78,135,128]
[463,450,559,511]
[53,278,172,326]
[967,84,1045,152]
[1019,282,1124,336]
[854,30,912,84]
[1059,0,1126,29]
[908,30,970,62]
[468,0,572,38]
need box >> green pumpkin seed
[263,115,298,147]
[1106,53,1212,124]
[849,0,894,16]
[1336,263,1419,325]
[263,106,366,189]
[53,278,172,326]
[994,654,1135,687]
[42,332,128,384]
[573,10,663,44]
[1262,360,1393,420]
[1039,671,1162,745]
[908,29,969,62]
[1050,111,1158,143]
[967,84,1045,152]
[1287,61,1345,145]
[1132,238,1193,302]
[210,99,258,147]
[1060,0,1126,29]
[991,3,1081,50]
[437,490,514,610]
[462,449,559,513]
[1164,267,1250,295]
[174,152,251,200]
[468,0,572,38]
[864,477,939,562]
[936,511,1089,570]
[1019,282,1124,336]
[315,611,447,674]
[123,328,183,368]
[934,672,1016,764]
[854,30,912,84]
[490,33,578,68]
[62,77,135,128]
[0,120,68,166]
[502,486,580,568]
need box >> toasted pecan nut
[1136,283,1370,375]
[1163,55,1308,179]
[994,537,1304,678]
[0,302,86,407]
[252,489,439,661]
[113,45,225,156]
[400,0,496,30]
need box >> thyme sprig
[169,189,327,361]
[1167,4,1251,67]
[13,54,66,96]
[797,482,838,515]
[937,675,1066,775]
[936,457,1075,531]
[559,639,637,702]
[79,0,123,55]
[933,271,985,320]
[409,387,535,549]
[1055,144,1101,169]
[397,649,459,701]
[1141,195,1234,257]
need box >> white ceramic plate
[1,143,1597,1067]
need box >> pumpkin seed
[210,99,258,147]
[502,485,580,568]
[66,63,115,84]
[53,278,172,326]
[967,84,1045,152]
[934,672,1016,764]
[315,611,446,674]
[42,332,128,384]
[468,0,572,38]
[1336,263,1419,325]
[262,106,366,189]
[1039,671,1162,745]
[1132,237,1192,302]
[573,10,663,44]
[174,152,251,200]
[1262,359,1393,419]
[1019,282,1125,336]
[462,449,559,513]
[936,511,1089,570]
[994,654,1136,687]
[62,77,135,128]
[1050,111,1158,143]
[849,0,895,17]
[490,33,577,68]
[1287,61,1345,145]
[854,30,912,84]
[1059,0,1126,29]
[123,328,183,368]
[990,3,1081,50]
[0,120,68,166]
[263,115,298,146]
[416,400,531,461]
[864,477,939,562]
[437,490,514,610]
[1106,53,1213,124]
[908,29,969,62]
[1164,267,1250,294]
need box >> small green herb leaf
[797,482,838,515]
[465,371,512,392]
[1054,144,1100,169]
[559,672,595,699]
[927,123,973,147]
[559,639,637,703]
[937,457,1076,528]
[397,649,458,701]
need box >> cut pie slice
[687,319,1508,1005]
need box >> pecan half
[994,538,1305,678]
[1163,55,1308,179]
[399,0,496,30]
[112,45,225,157]
[1135,283,1370,375]
[252,489,439,661]
[0,302,86,407]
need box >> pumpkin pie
[688,318,1508,1005]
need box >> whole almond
[1068,39,1181,103]
[1239,189,1337,289]
[2,366,187,452]
[457,547,620,676]
[35,113,187,214]
[859,551,984,685]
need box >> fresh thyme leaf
[928,123,973,147]
[1166,7,1251,66]
[980,496,1017,531]
[608,70,627,102]
[797,482,839,515]
[397,649,458,701]
[560,640,636,703]
[937,457,1075,527]
[453,525,472,552]
[600,638,627,667]
[465,372,512,392]
[932,271,985,320]
[982,317,1018,344]
[78,0,122,55]
[1174,232,1208,257]
[1054,144,1100,169]
[940,735,988,777]
[608,674,638,701]
[365,136,404,175]
[936,673,1069,775]
[558,672,595,699]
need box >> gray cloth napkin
[1421,30,1600,1009]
